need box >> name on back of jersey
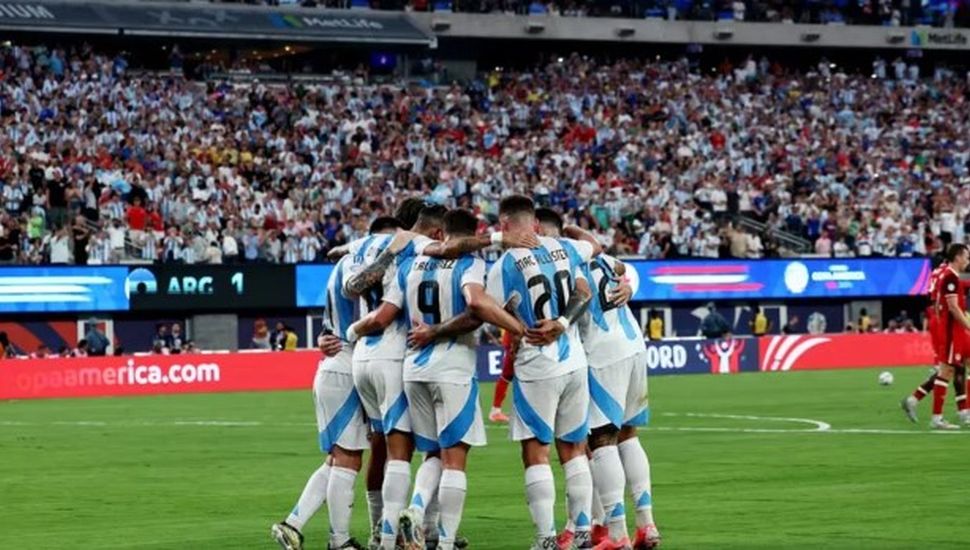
[514,248,568,271]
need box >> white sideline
[1,412,968,435]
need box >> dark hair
[535,207,564,233]
[443,209,478,237]
[414,204,448,231]
[394,198,428,230]
[499,195,535,218]
[369,216,402,234]
[945,243,969,262]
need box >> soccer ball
[878,371,894,386]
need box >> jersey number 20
[527,270,571,320]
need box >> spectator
[858,308,872,333]
[169,323,184,354]
[283,326,299,351]
[85,321,110,356]
[700,303,731,339]
[750,306,771,336]
[153,324,173,352]
[252,319,271,349]
[646,310,664,341]
[47,226,73,264]
[272,321,288,351]
[782,315,802,335]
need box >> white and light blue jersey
[345,233,434,361]
[485,236,589,382]
[385,254,486,384]
[575,254,646,367]
[321,255,358,373]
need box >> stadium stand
[209,0,970,28]
[0,41,968,265]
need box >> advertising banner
[474,338,759,381]
[758,332,934,372]
[0,2,432,45]
[644,337,760,376]
[0,266,129,313]
[627,258,930,302]
[0,350,319,400]
[295,265,336,308]
[126,265,295,311]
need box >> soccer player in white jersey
[353,209,527,550]
[536,209,662,550]
[271,253,370,550]
[338,213,414,547]
[484,195,597,550]
[342,200,538,550]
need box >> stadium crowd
[0,41,968,265]
[217,0,970,27]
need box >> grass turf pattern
[1,367,968,549]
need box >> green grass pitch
[2,367,970,549]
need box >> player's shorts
[314,364,369,453]
[511,367,589,444]
[946,326,970,367]
[589,352,650,430]
[352,358,410,435]
[404,378,486,452]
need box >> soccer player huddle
[271,196,661,550]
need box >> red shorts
[945,325,970,366]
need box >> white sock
[563,456,593,534]
[367,490,384,532]
[591,446,628,541]
[437,469,467,548]
[424,493,441,542]
[381,460,412,549]
[285,462,331,531]
[591,487,605,527]
[327,466,358,547]
[618,438,655,527]
[524,464,556,538]
[410,456,443,524]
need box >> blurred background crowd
[0,41,968,266]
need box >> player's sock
[424,493,441,543]
[954,368,967,412]
[326,466,358,547]
[285,461,331,531]
[367,490,383,532]
[591,445,628,541]
[563,455,593,535]
[618,438,655,527]
[524,464,556,538]
[381,459,412,549]
[410,456,442,524]
[590,487,605,527]
[932,377,949,417]
[492,377,510,409]
[437,469,467,549]
[912,372,936,401]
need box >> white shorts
[589,352,649,430]
[352,358,410,435]
[314,365,369,453]
[404,379,486,452]
[511,368,589,444]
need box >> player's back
[486,236,586,382]
[395,253,485,383]
[574,253,646,366]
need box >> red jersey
[934,265,969,365]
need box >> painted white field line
[1,414,967,435]
[663,412,832,432]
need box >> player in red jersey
[488,329,516,423]
[924,244,970,429]
[901,259,969,424]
